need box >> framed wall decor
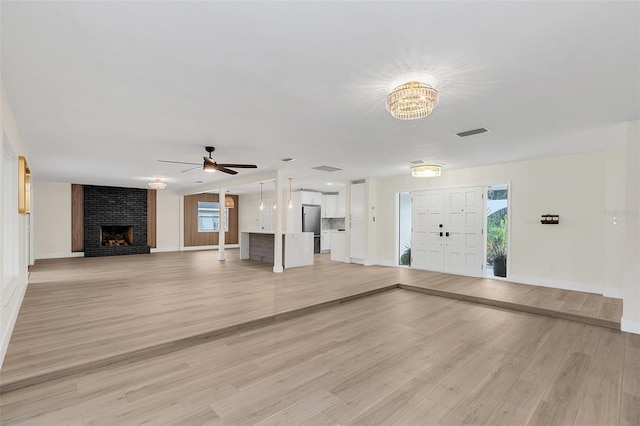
[18,155,30,214]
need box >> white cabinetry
[330,231,347,262]
[321,230,331,251]
[322,194,339,218]
[301,191,321,205]
[349,182,366,263]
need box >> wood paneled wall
[184,193,239,247]
[147,190,157,249]
[71,184,84,252]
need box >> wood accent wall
[184,193,239,247]
[147,190,157,249]
[71,184,84,252]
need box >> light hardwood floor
[0,250,630,425]
[1,289,638,425]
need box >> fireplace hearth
[101,226,134,247]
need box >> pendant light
[259,182,264,210]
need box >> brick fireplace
[83,185,150,257]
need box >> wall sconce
[288,177,293,209]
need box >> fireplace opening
[101,226,134,247]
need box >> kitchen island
[240,231,314,269]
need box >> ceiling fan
[158,146,257,175]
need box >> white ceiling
[2,1,638,194]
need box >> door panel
[411,191,429,270]
[412,186,483,277]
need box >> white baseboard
[603,287,623,299]
[180,245,240,251]
[621,317,640,335]
[150,247,180,253]
[35,252,84,260]
[508,274,605,296]
[0,278,28,369]
[350,258,364,265]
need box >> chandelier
[386,81,439,120]
[148,178,167,189]
[411,163,441,178]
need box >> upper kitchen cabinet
[322,194,340,218]
[300,191,322,205]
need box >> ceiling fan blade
[181,165,202,173]
[216,164,257,168]
[216,166,238,175]
[158,160,201,166]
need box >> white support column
[218,188,226,261]
[622,120,640,334]
[273,170,284,273]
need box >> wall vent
[456,128,489,137]
[312,165,343,172]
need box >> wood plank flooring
[1,289,637,425]
[0,249,628,424]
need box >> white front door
[411,186,484,278]
[444,187,483,277]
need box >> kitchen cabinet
[300,191,321,205]
[330,231,347,262]
[321,230,331,251]
[322,194,340,218]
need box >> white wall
[373,151,619,296]
[1,77,30,368]
[155,189,180,252]
[33,181,73,259]
[239,190,286,232]
[622,120,640,333]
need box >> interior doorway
[486,185,509,278]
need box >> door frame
[484,183,511,280]
[398,181,511,279]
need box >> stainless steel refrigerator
[302,204,321,253]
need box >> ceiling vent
[312,165,343,172]
[456,128,489,137]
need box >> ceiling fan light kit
[158,146,257,175]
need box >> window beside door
[486,185,509,278]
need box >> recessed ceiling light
[194,180,204,184]
[281,158,296,162]
[327,182,333,186]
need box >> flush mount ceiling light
[411,163,442,178]
[148,178,167,189]
[386,72,440,120]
